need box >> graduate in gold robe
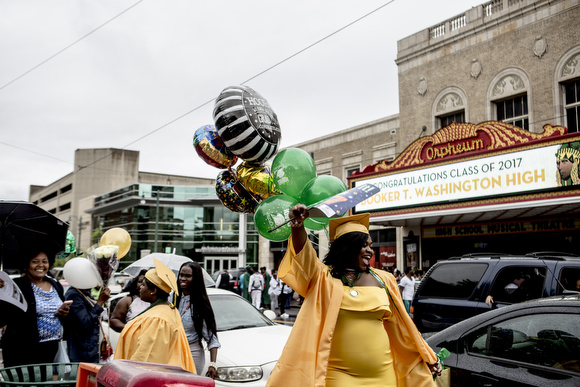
[267,205,442,387]
[115,258,196,373]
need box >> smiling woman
[267,204,442,387]
[177,261,221,380]
[0,248,70,367]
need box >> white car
[102,288,292,386]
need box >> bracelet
[208,362,218,370]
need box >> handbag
[434,368,451,387]
[100,336,113,361]
[99,320,113,361]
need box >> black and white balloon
[213,85,281,164]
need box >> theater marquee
[351,122,577,214]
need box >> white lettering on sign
[355,145,560,212]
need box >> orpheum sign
[424,131,485,161]
[350,121,577,214]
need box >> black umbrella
[0,201,69,272]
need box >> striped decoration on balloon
[213,85,281,164]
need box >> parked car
[426,295,580,386]
[50,267,65,280]
[212,268,243,293]
[412,251,580,333]
[102,288,292,386]
[108,273,133,294]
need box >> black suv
[412,252,580,333]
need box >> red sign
[379,246,396,268]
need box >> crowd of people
[1,210,443,386]
[233,265,296,318]
[0,253,220,380]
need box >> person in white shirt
[249,266,264,309]
[268,270,282,312]
[398,267,415,315]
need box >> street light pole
[77,216,82,253]
[154,191,159,252]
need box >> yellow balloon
[100,228,131,259]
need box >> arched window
[432,87,468,130]
[487,68,532,131]
[554,45,580,133]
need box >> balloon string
[307,231,329,253]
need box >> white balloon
[64,258,101,289]
[263,309,277,321]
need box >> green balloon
[254,194,299,241]
[304,218,327,231]
[300,175,347,206]
[271,148,316,199]
[301,175,347,229]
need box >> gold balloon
[100,228,131,259]
[237,161,281,200]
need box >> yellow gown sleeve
[377,270,438,387]
[277,234,322,296]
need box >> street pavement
[269,296,301,326]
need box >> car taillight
[410,306,414,320]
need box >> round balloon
[216,170,260,213]
[193,124,238,169]
[301,175,347,206]
[237,161,280,200]
[100,228,131,259]
[304,217,327,231]
[271,148,317,198]
[263,309,277,321]
[64,257,101,289]
[213,85,281,164]
[254,194,299,241]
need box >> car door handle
[472,373,499,387]
[490,360,519,368]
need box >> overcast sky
[0,0,484,201]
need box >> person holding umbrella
[0,247,71,367]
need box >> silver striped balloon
[213,85,281,164]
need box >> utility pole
[154,192,159,252]
[77,216,82,253]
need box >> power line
[76,1,398,172]
[2,1,396,171]
[0,0,144,91]
[0,140,71,164]
[239,0,396,85]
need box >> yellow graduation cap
[328,213,370,242]
[145,257,179,306]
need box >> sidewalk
[269,295,301,325]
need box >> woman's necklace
[342,271,362,297]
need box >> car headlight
[217,366,263,382]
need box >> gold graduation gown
[266,237,437,387]
[115,302,196,373]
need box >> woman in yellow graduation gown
[267,205,441,387]
[115,258,195,373]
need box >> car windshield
[211,294,274,331]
